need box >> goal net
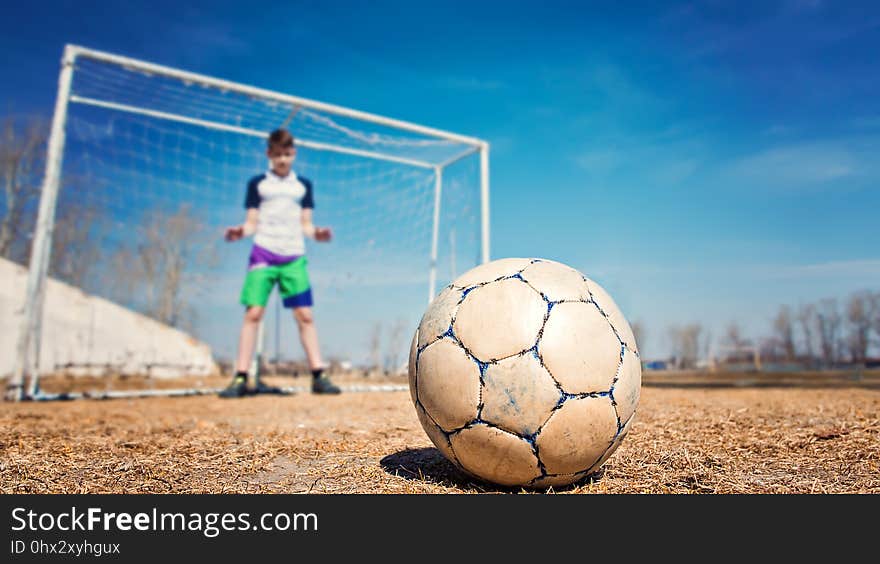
[9,45,488,399]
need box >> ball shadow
[380,447,478,489]
[380,447,605,493]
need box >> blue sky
[2,0,878,359]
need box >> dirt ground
[2,379,879,494]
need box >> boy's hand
[224,225,245,242]
[314,226,333,242]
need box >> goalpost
[7,44,489,401]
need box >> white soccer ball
[408,258,640,488]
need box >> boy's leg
[278,257,340,394]
[236,306,265,373]
[293,306,324,370]
[293,307,339,395]
[220,306,264,398]
[247,305,287,395]
[220,265,276,398]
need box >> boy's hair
[267,128,295,150]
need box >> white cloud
[574,149,623,172]
[438,77,506,91]
[654,158,699,185]
[762,124,797,136]
[760,259,880,280]
[588,63,665,113]
[593,259,880,282]
[571,132,701,186]
[727,142,857,185]
[851,116,880,130]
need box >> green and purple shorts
[240,244,313,309]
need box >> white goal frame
[7,44,490,401]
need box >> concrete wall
[0,257,218,378]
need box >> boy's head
[267,128,296,176]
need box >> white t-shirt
[244,169,314,256]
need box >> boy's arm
[301,208,332,242]
[225,209,259,242]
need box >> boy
[219,128,341,398]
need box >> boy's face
[267,145,296,176]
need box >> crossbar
[70,95,436,170]
[69,44,487,148]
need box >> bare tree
[683,324,702,369]
[384,318,408,373]
[759,336,782,364]
[111,204,219,328]
[772,305,796,362]
[719,320,753,362]
[797,303,817,366]
[630,319,645,354]
[157,204,216,327]
[816,298,841,367]
[846,291,873,365]
[723,321,746,350]
[701,327,713,366]
[668,323,701,369]
[0,115,109,290]
[666,326,680,367]
[368,321,382,372]
[48,201,104,290]
[105,246,140,307]
[0,116,46,264]
[873,292,880,353]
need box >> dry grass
[2,382,878,494]
[32,370,409,395]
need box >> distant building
[0,258,218,379]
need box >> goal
[7,45,489,400]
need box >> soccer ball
[408,258,640,488]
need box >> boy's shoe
[252,381,288,395]
[311,376,342,395]
[218,378,248,399]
